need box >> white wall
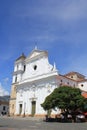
[78,81,87,92]
[15,77,58,115]
[22,57,53,80]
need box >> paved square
[0,116,87,130]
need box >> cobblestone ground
[0,116,87,130]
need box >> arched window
[15,75,17,82]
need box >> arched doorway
[19,104,22,115]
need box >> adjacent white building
[0,96,10,116]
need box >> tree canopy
[41,86,87,112]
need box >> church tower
[9,53,26,116]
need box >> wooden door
[31,101,36,116]
[19,104,22,115]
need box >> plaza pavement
[0,116,87,130]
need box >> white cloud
[1,0,87,62]
[57,0,87,21]
[3,78,9,83]
[14,0,87,22]
[0,83,9,96]
[9,0,87,43]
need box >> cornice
[13,70,24,75]
[16,70,58,87]
[10,98,16,100]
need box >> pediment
[27,49,47,60]
[29,50,42,59]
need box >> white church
[9,47,87,117]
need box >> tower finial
[35,45,37,50]
[53,62,56,70]
[34,42,38,50]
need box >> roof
[0,96,10,102]
[16,53,26,61]
[64,71,85,78]
[78,79,87,82]
[82,92,87,98]
[58,74,77,82]
[26,48,48,60]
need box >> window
[33,65,37,70]
[12,104,14,109]
[15,75,17,82]
[81,84,84,87]
[67,82,69,85]
[4,112,6,115]
[61,80,63,82]
[3,106,6,111]
[24,65,26,71]
[71,76,73,78]
[17,65,19,70]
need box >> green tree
[41,86,87,113]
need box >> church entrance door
[19,104,22,115]
[31,101,36,116]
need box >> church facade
[9,47,87,117]
[9,47,59,117]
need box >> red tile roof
[82,92,87,98]
[64,71,85,77]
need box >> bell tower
[9,53,26,116]
[12,53,26,84]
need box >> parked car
[76,113,85,122]
[60,112,72,122]
[84,112,87,118]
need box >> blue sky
[0,0,87,95]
